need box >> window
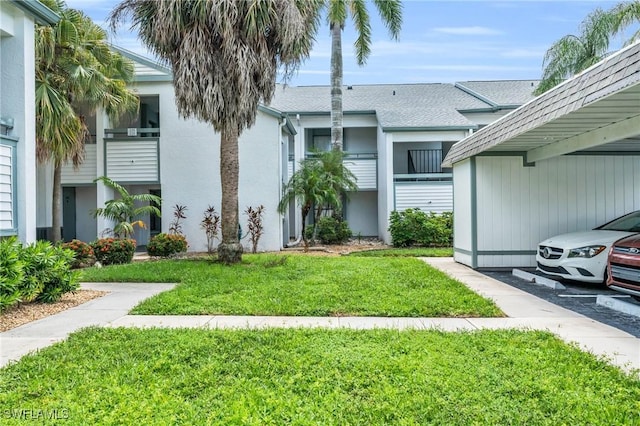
[0,136,17,236]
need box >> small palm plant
[93,176,161,238]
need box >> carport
[442,41,640,269]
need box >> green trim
[281,110,377,117]
[12,0,59,25]
[470,157,477,269]
[258,105,283,119]
[457,106,518,114]
[477,250,537,255]
[383,125,476,132]
[283,115,297,136]
[454,248,473,256]
[0,136,18,236]
[454,83,498,108]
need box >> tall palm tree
[535,1,640,95]
[278,150,357,248]
[36,0,138,242]
[325,0,402,151]
[110,0,322,264]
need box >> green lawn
[1,328,638,425]
[348,247,453,257]
[80,254,501,317]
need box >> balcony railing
[105,139,160,183]
[61,144,98,184]
[394,180,453,214]
[408,149,442,174]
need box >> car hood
[539,230,636,248]
[613,233,640,248]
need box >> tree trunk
[301,203,311,252]
[313,204,323,241]
[330,23,343,152]
[217,126,243,264]
[51,163,63,242]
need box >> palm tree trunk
[330,23,343,152]
[218,126,243,264]
[51,163,63,242]
[301,204,311,252]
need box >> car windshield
[596,211,640,232]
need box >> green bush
[0,238,79,311]
[388,209,453,247]
[314,216,353,244]
[21,241,80,303]
[0,237,24,312]
[61,239,95,268]
[92,238,136,265]
[147,233,188,257]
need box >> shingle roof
[443,42,640,167]
[268,81,536,129]
[455,80,540,107]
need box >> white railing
[344,153,377,190]
[61,144,97,184]
[394,180,453,213]
[105,139,159,183]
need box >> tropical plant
[61,239,95,268]
[35,0,138,242]
[388,209,453,248]
[244,205,265,254]
[92,176,161,239]
[92,238,137,265]
[324,0,402,150]
[147,233,188,257]
[110,0,322,264]
[201,205,221,254]
[20,241,79,304]
[312,215,352,244]
[535,1,640,95]
[278,150,357,248]
[0,237,24,312]
[168,205,187,235]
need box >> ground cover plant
[79,254,500,317]
[1,328,638,425]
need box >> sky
[65,0,633,86]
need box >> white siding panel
[0,144,13,230]
[395,182,453,214]
[61,144,97,184]
[346,158,377,190]
[287,160,294,180]
[475,155,640,268]
[106,140,159,182]
[453,159,472,254]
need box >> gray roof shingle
[455,80,540,106]
[268,81,537,129]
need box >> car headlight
[568,245,606,258]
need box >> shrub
[61,239,95,268]
[244,205,265,253]
[147,233,188,257]
[388,209,453,247]
[92,238,136,265]
[20,241,79,303]
[0,237,24,312]
[314,216,352,245]
[201,205,220,254]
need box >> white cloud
[501,48,546,58]
[432,26,504,36]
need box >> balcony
[104,128,160,183]
[344,153,377,191]
[61,144,97,184]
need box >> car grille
[610,263,640,284]
[538,246,563,260]
[612,246,640,255]
[537,262,569,275]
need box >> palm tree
[92,177,161,239]
[325,0,402,150]
[35,0,138,242]
[278,150,357,248]
[110,0,322,264]
[535,1,640,95]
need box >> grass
[1,327,638,425]
[80,254,501,317]
[349,247,453,257]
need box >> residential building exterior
[39,46,539,251]
[0,0,58,242]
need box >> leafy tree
[35,0,138,242]
[325,0,402,150]
[278,150,357,248]
[535,1,640,95]
[92,176,161,239]
[110,0,322,264]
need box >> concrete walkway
[1,258,638,375]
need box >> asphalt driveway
[482,269,640,338]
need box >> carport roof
[443,41,640,167]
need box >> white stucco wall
[346,191,378,237]
[344,127,377,152]
[377,127,393,243]
[1,4,36,242]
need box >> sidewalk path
[2,259,638,374]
